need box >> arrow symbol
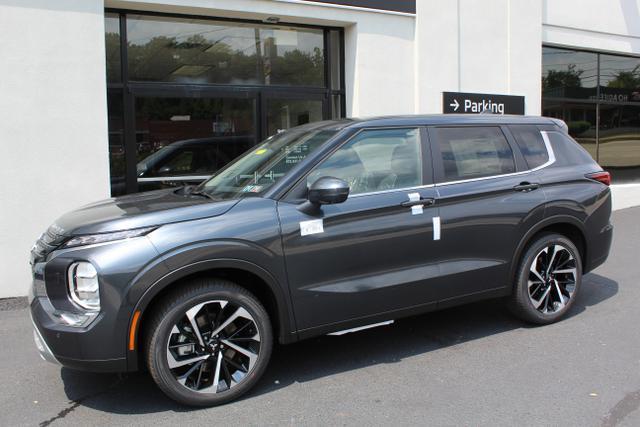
[449,99,459,112]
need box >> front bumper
[30,297,128,372]
[31,315,60,365]
[27,235,163,373]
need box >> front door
[278,127,442,331]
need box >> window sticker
[241,184,263,193]
[433,216,441,241]
[300,219,324,236]
[408,192,423,215]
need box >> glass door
[129,88,258,192]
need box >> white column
[0,0,110,297]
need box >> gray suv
[30,115,613,406]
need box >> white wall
[543,0,640,54]
[0,0,111,298]
[416,0,542,115]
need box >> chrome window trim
[348,183,435,199]
[138,175,211,182]
[433,130,556,187]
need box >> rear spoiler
[549,118,569,134]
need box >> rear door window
[432,127,516,182]
[509,125,550,169]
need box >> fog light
[68,262,100,311]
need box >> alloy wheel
[166,300,261,394]
[528,244,578,314]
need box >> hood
[52,188,239,235]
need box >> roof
[341,114,557,129]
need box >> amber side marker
[129,310,141,351]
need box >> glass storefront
[542,46,640,182]
[105,11,344,195]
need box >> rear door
[428,125,548,304]
[277,127,442,331]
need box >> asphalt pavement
[1,207,639,426]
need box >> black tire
[508,233,582,325]
[144,278,273,407]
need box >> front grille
[30,227,66,264]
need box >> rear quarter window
[509,125,549,169]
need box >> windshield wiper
[189,190,218,201]
[178,185,218,201]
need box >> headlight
[67,262,100,311]
[62,226,156,248]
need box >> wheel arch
[126,258,296,371]
[509,215,588,291]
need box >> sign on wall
[307,0,415,14]
[443,92,525,115]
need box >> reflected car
[110,136,254,194]
[30,115,612,406]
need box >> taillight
[586,171,611,186]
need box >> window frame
[283,126,433,202]
[428,124,536,185]
[105,8,346,195]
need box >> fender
[124,257,297,370]
[508,213,587,289]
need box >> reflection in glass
[329,30,341,90]
[201,122,341,200]
[105,14,121,82]
[107,90,126,196]
[542,47,597,100]
[598,104,640,182]
[126,15,324,86]
[599,54,640,103]
[331,94,342,119]
[542,100,597,160]
[266,99,324,136]
[135,97,256,191]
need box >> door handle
[401,198,435,207]
[513,182,540,192]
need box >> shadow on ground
[58,272,618,414]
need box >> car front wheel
[145,279,273,406]
[509,233,582,324]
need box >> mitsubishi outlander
[30,115,613,406]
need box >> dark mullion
[119,13,138,194]
[323,29,331,119]
[126,81,329,95]
[339,29,346,117]
[596,53,601,162]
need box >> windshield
[199,123,342,200]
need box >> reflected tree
[542,64,583,90]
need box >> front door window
[308,128,422,195]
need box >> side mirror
[308,176,350,205]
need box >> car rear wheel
[145,279,273,406]
[509,233,582,324]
